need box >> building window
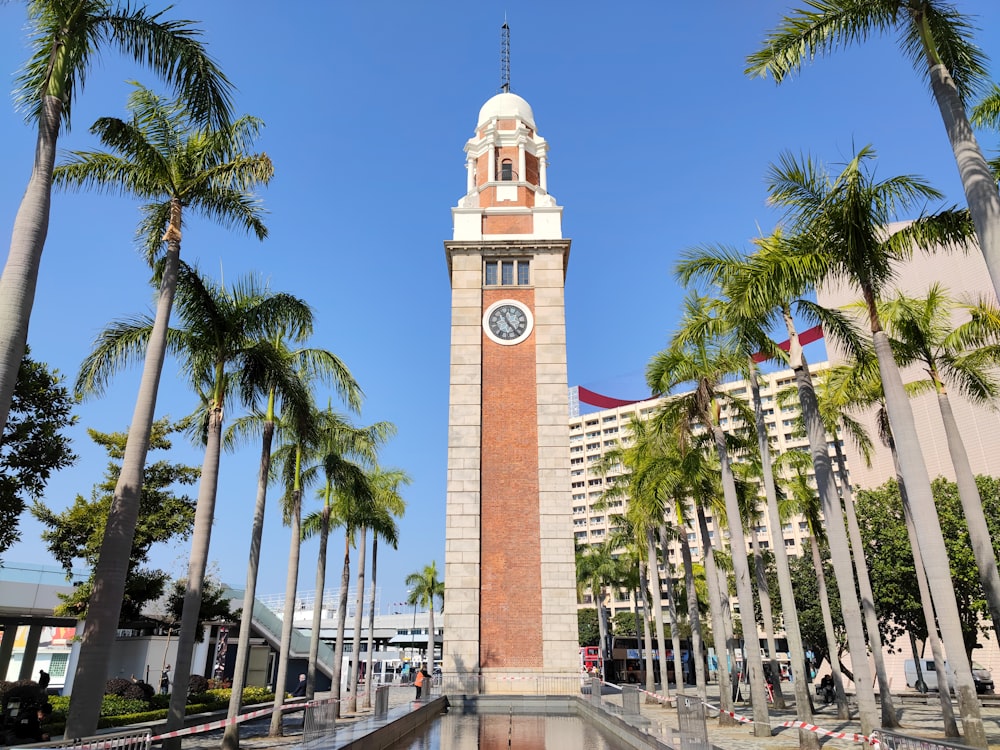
[484,259,530,286]
[500,159,514,181]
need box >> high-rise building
[570,363,839,618]
[442,91,579,689]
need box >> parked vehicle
[904,658,994,694]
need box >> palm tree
[222,341,359,750]
[785,363,899,723]
[298,414,391,716]
[344,462,400,715]
[719,231,882,733]
[0,1,234,454]
[762,145,986,747]
[647,293,772,737]
[60,87,271,739]
[674,249,819,739]
[777,450,850,719]
[77,264,311,739]
[406,563,444,674]
[878,285,1000,637]
[825,360,960,734]
[361,468,408,709]
[747,0,1000,307]
[599,424,674,697]
[267,404,322,738]
[575,541,620,679]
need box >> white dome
[476,92,535,128]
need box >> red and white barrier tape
[702,702,871,743]
[635,686,676,705]
[778,719,869,743]
[150,697,334,741]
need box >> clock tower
[442,90,579,691]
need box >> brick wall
[480,287,542,667]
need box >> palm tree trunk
[834,437,899,727]
[223,413,275,750]
[595,584,609,680]
[427,599,436,685]
[331,535,351,717]
[657,527,683,695]
[268,487,302,737]
[748,360,817,747]
[164,405,224,746]
[0,96,61,440]
[306,505,330,699]
[696,503,735,724]
[345,528,368,712]
[872,329,986,747]
[65,217,181,738]
[809,535,849,719]
[750,529,785,708]
[679,534,707,703]
[891,438,959,736]
[785,313,878,734]
[713,426,771,737]
[645,529,671,698]
[927,63,1000,306]
[638,558,657,699]
[362,536,379,709]
[936,390,1000,636]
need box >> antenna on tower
[500,21,510,93]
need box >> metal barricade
[871,728,973,750]
[301,699,337,749]
[10,728,152,750]
[675,692,709,750]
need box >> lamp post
[411,597,419,667]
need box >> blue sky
[1,2,999,614]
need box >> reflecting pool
[394,712,622,750]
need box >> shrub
[104,678,132,697]
[99,695,148,717]
[188,674,209,695]
[241,686,274,704]
[122,681,154,702]
[148,694,170,710]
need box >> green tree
[747,0,1000,311]
[33,420,195,621]
[761,145,986,745]
[613,611,639,637]
[165,574,234,641]
[0,0,233,452]
[856,476,1000,658]
[578,609,600,647]
[0,350,77,554]
[405,562,444,669]
[62,86,271,738]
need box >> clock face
[484,300,533,345]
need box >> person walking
[159,665,171,695]
[414,664,426,700]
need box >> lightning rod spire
[500,21,510,94]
